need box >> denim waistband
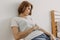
[32,33,50,40]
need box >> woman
[11,1,55,40]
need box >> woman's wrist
[28,27,35,33]
[31,27,35,31]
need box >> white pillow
[57,32,60,37]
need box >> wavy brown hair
[18,1,33,16]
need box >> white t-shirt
[10,15,43,40]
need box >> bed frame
[50,10,60,39]
[50,10,57,37]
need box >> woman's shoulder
[11,17,19,19]
[11,16,22,21]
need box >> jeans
[32,33,50,40]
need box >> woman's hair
[18,1,33,16]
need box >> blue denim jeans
[32,33,50,40]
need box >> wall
[0,0,60,40]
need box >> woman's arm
[39,28,51,36]
[11,26,34,40]
[11,26,39,40]
[35,25,56,40]
[39,28,56,40]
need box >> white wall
[0,0,60,40]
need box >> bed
[50,10,60,40]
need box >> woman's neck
[19,13,27,18]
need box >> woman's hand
[50,34,56,40]
[32,26,39,31]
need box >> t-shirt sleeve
[10,18,18,27]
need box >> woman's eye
[28,8,31,10]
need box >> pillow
[57,22,60,37]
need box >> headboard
[50,10,60,39]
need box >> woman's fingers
[32,26,39,31]
[51,34,56,40]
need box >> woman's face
[23,5,31,16]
